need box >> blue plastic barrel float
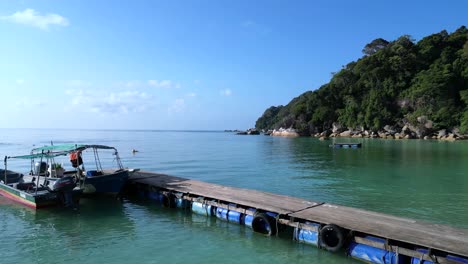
[348,236,404,264]
[410,249,468,264]
[293,222,320,246]
[174,192,190,209]
[215,204,242,224]
[191,201,213,216]
[147,189,162,201]
[146,190,177,208]
[243,208,257,228]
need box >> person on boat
[70,151,83,168]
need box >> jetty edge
[124,171,468,264]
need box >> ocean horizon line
[0,127,236,133]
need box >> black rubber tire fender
[319,224,345,252]
[251,212,277,236]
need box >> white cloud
[66,89,153,114]
[168,99,185,113]
[148,80,180,89]
[220,89,232,96]
[16,79,25,85]
[186,92,196,97]
[1,9,69,30]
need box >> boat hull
[82,170,129,195]
[0,183,82,209]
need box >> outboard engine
[49,176,77,208]
[35,162,48,175]
[50,176,76,192]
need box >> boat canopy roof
[32,144,117,153]
[9,152,68,160]
[6,144,118,161]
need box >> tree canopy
[255,26,468,135]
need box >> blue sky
[0,0,467,130]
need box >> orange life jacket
[70,151,83,168]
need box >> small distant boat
[1,152,83,209]
[31,144,139,195]
[329,143,362,149]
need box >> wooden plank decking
[128,171,468,257]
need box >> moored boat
[329,143,362,148]
[31,144,138,195]
[1,152,82,209]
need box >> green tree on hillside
[255,26,468,137]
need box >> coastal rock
[401,125,409,133]
[339,130,352,137]
[378,132,386,138]
[452,127,462,138]
[408,116,434,136]
[437,129,447,139]
[407,123,430,139]
[323,130,332,137]
[424,120,433,129]
[236,128,260,135]
[445,133,456,141]
[247,128,260,135]
[383,125,396,134]
[271,128,300,137]
[332,122,345,133]
[424,136,429,140]
[417,116,428,124]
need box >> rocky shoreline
[312,128,465,141]
[266,121,466,142]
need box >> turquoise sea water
[0,129,467,264]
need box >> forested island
[255,26,468,140]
